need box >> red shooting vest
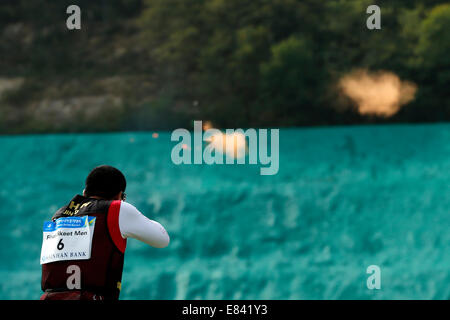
[41,195,127,300]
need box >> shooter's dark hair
[84,165,126,199]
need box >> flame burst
[339,69,417,117]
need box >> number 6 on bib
[40,216,96,264]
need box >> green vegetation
[0,0,448,133]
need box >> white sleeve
[118,201,170,248]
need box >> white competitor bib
[40,216,96,265]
